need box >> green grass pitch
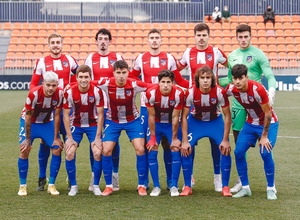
[0,90,299,219]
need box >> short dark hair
[113,60,128,71]
[194,66,216,88]
[236,24,251,36]
[194,23,210,35]
[76,64,91,77]
[95,28,112,41]
[231,64,248,78]
[148,28,161,37]
[158,69,174,82]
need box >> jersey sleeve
[67,55,79,75]
[25,91,36,111]
[215,47,228,65]
[257,50,277,89]
[30,59,44,91]
[63,89,73,109]
[56,89,64,109]
[184,88,193,108]
[169,54,190,88]
[178,49,189,67]
[145,88,155,107]
[255,83,269,105]
[217,86,229,108]
[134,80,148,93]
[95,87,104,108]
[174,88,184,110]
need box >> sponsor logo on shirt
[110,60,116,66]
[247,56,252,63]
[89,96,95,103]
[161,59,166,66]
[143,61,149,65]
[207,54,213,62]
[63,61,69,68]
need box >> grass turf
[0,91,299,219]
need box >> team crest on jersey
[247,56,252,63]
[248,95,254,102]
[89,96,95,103]
[63,61,69,68]
[170,100,175,106]
[110,60,116,66]
[211,98,217,104]
[52,100,58,106]
[126,89,132,96]
[161,59,166,66]
[207,54,213,62]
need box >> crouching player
[18,71,64,196]
[63,65,104,196]
[226,64,279,200]
[145,69,184,196]
[92,60,149,196]
[181,66,232,197]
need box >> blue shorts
[70,125,98,145]
[58,108,72,135]
[19,118,59,149]
[146,122,183,144]
[187,115,225,148]
[140,106,148,135]
[103,118,144,142]
[236,121,279,149]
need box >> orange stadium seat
[178,30,186,37]
[169,37,178,45]
[36,37,45,45]
[277,45,286,52]
[287,45,295,53]
[15,52,24,59]
[135,30,144,37]
[282,15,291,23]
[73,30,82,37]
[259,44,268,53]
[55,29,64,37]
[115,45,125,53]
[274,15,282,23]
[63,37,72,45]
[64,30,72,37]
[292,22,300,30]
[187,23,196,30]
[187,38,194,46]
[39,30,47,37]
[289,59,298,68]
[125,45,134,52]
[83,23,92,30]
[81,37,91,45]
[285,37,294,44]
[213,23,222,30]
[248,22,256,31]
[126,30,135,37]
[268,37,276,45]
[169,30,178,38]
[20,30,29,37]
[268,52,278,59]
[38,23,47,30]
[230,22,238,30]
[223,37,232,45]
[287,52,297,59]
[223,45,232,53]
[294,29,300,37]
[266,22,274,29]
[3,22,12,30]
[238,16,247,23]
[143,23,152,31]
[26,45,35,53]
[90,44,97,52]
[258,30,267,37]
[117,23,126,30]
[13,22,22,30]
[80,45,89,53]
[295,37,300,44]
[178,45,186,53]
[33,52,43,59]
[143,37,148,45]
[134,37,143,45]
[82,30,91,37]
[178,37,187,45]
[170,23,178,30]
[268,45,277,52]
[117,30,126,37]
[278,52,286,59]
[284,29,293,37]
[17,45,26,52]
[250,29,257,37]
[134,45,142,53]
[125,37,134,45]
[222,30,231,37]
[214,37,222,45]
[65,23,74,30]
[152,23,161,30]
[25,52,34,58]
[161,23,170,30]
[256,23,265,30]
[275,29,284,37]
[283,22,292,30]
[10,37,18,45]
[276,37,285,45]
[275,23,283,30]
[35,45,45,53]
[161,30,169,37]
[134,23,143,30]
[258,37,267,44]
[178,23,187,30]
[91,23,100,30]
[5,60,14,68]
[279,59,288,68]
[248,16,256,23]
[292,15,300,22]
[214,30,222,37]
[74,23,82,30]
[232,44,239,50]
[256,16,264,23]
[187,29,194,36]
[222,23,230,30]
[269,59,279,68]
[29,29,38,37]
[46,23,55,30]
[170,45,178,53]
[72,37,81,45]
[230,16,238,23]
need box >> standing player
[30,33,78,191]
[18,71,64,196]
[85,28,122,191]
[93,60,150,196]
[180,67,232,197]
[130,28,189,189]
[226,64,279,200]
[177,23,228,191]
[219,24,277,192]
[145,69,184,196]
[63,65,104,196]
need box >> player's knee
[135,147,145,156]
[260,150,272,161]
[102,148,112,157]
[234,147,246,160]
[65,151,75,160]
[51,148,62,156]
[20,148,31,159]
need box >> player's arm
[170,108,181,150]
[259,52,276,105]
[20,109,33,153]
[129,68,141,81]
[63,108,76,152]
[91,106,105,151]
[30,60,43,91]
[181,106,192,157]
[219,106,231,156]
[173,69,189,89]
[53,107,63,149]
[219,65,232,87]
[146,106,158,152]
[259,102,273,153]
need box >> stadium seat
[268,45,277,52]
[214,37,222,45]
[248,23,257,31]
[82,30,91,37]
[187,23,195,30]
[71,44,79,53]
[267,37,276,45]
[125,30,134,37]
[230,16,239,23]
[161,23,170,30]
[35,45,45,53]
[275,30,284,37]
[143,23,152,31]
[275,22,283,30]
[169,30,178,38]
[134,37,143,45]
[178,45,186,53]
[238,16,247,23]
[15,52,24,59]
[178,30,186,37]
[74,23,82,30]
[222,30,231,37]
[170,23,178,30]
[5,60,14,68]
[214,30,222,37]
[134,45,143,53]
[230,22,238,30]
[13,22,22,30]
[256,16,264,23]
[284,29,293,37]
[285,37,294,45]
[178,23,187,30]
[223,37,231,45]
[125,45,134,52]
[282,15,291,23]
[9,37,18,45]
[83,23,92,30]
[20,30,29,37]
[116,37,125,45]
[294,29,300,37]
[26,45,35,53]
[134,23,143,31]
[287,52,297,59]
[292,22,300,30]
[283,22,292,30]
[123,52,133,60]
[278,52,287,59]
[213,23,222,30]
[268,52,278,59]
[289,59,298,68]
[36,37,46,45]
[258,37,267,44]
[80,45,89,53]
[178,37,187,45]
[39,23,47,30]
[169,37,178,45]
[29,30,38,37]
[232,44,239,50]
[33,52,43,59]
[170,45,178,53]
[256,23,265,30]
[223,45,232,53]
[3,22,12,30]
[161,45,169,52]
[259,45,268,53]
[17,45,26,52]
[276,37,285,45]
[90,44,97,52]
[248,16,256,23]
[135,30,144,37]
[91,23,101,30]
[115,45,125,53]
[258,30,267,37]
[126,37,134,45]
[39,30,47,37]
[117,30,126,37]
[82,37,91,45]
[152,23,161,30]
[277,45,286,52]
[65,23,74,30]
[279,59,288,68]
[274,15,282,23]
[72,37,81,45]
[269,59,279,68]
[250,38,258,46]
[266,22,274,29]
[73,30,82,37]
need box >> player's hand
[20,138,31,153]
[64,84,71,92]
[219,140,231,156]
[53,137,63,150]
[146,135,158,152]
[259,136,273,153]
[65,138,77,153]
[181,142,192,157]
[170,138,181,150]
[91,138,103,151]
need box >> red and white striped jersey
[21,85,63,123]
[131,52,188,107]
[85,52,123,108]
[63,84,104,127]
[30,54,78,90]
[185,85,229,121]
[226,80,278,125]
[145,84,184,123]
[179,46,227,86]
[94,78,148,123]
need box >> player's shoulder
[174,84,184,93]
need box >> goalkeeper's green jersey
[219,45,276,109]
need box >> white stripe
[229,133,300,139]
[275,107,300,109]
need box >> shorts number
[19,127,25,137]
[232,110,237,120]
[103,124,110,133]
[188,133,193,142]
[146,127,150,136]
[141,115,145,125]
[71,126,75,133]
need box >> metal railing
[0,1,205,23]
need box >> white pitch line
[229,134,300,139]
[274,107,300,109]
